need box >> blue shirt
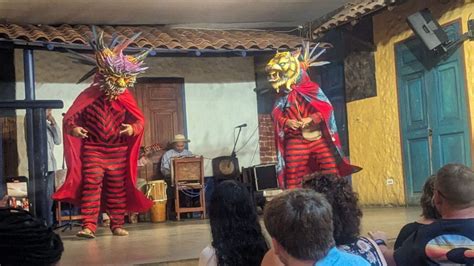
[160,148,193,176]
[316,247,370,266]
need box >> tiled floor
[57,207,420,266]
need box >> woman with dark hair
[199,180,268,266]
[392,175,440,249]
[0,208,64,265]
[303,174,387,266]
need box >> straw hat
[171,134,190,143]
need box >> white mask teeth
[98,76,130,100]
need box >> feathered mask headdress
[68,26,152,100]
[266,41,331,92]
[299,41,331,70]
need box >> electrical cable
[249,140,260,165]
[235,125,259,154]
[178,183,208,198]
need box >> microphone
[235,123,247,128]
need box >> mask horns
[133,48,153,62]
[97,31,106,51]
[76,67,98,84]
[113,32,142,54]
[301,41,331,68]
[109,33,121,49]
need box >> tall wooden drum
[145,180,167,222]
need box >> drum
[150,200,167,223]
[145,180,167,223]
[145,180,167,201]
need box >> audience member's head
[303,174,362,245]
[209,180,268,266]
[420,175,441,220]
[434,164,474,213]
[0,208,63,265]
[264,189,335,264]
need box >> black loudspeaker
[407,8,449,52]
[212,156,240,179]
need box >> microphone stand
[229,127,243,166]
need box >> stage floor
[57,207,419,265]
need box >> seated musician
[160,134,194,219]
[160,134,193,178]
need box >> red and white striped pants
[81,144,128,232]
[284,137,338,189]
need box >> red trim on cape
[52,84,153,212]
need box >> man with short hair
[371,163,474,266]
[264,189,369,266]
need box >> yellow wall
[348,0,474,205]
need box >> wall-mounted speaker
[212,156,240,179]
[407,8,449,52]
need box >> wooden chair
[54,170,82,227]
[171,156,206,220]
[55,202,82,227]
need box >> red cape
[52,84,153,212]
[272,73,355,188]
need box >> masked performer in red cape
[52,28,153,238]
[266,42,361,189]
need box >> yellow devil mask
[265,42,331,93]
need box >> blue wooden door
[396,47,432,202]
[396,22,471,204]
[430,42,471,171]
